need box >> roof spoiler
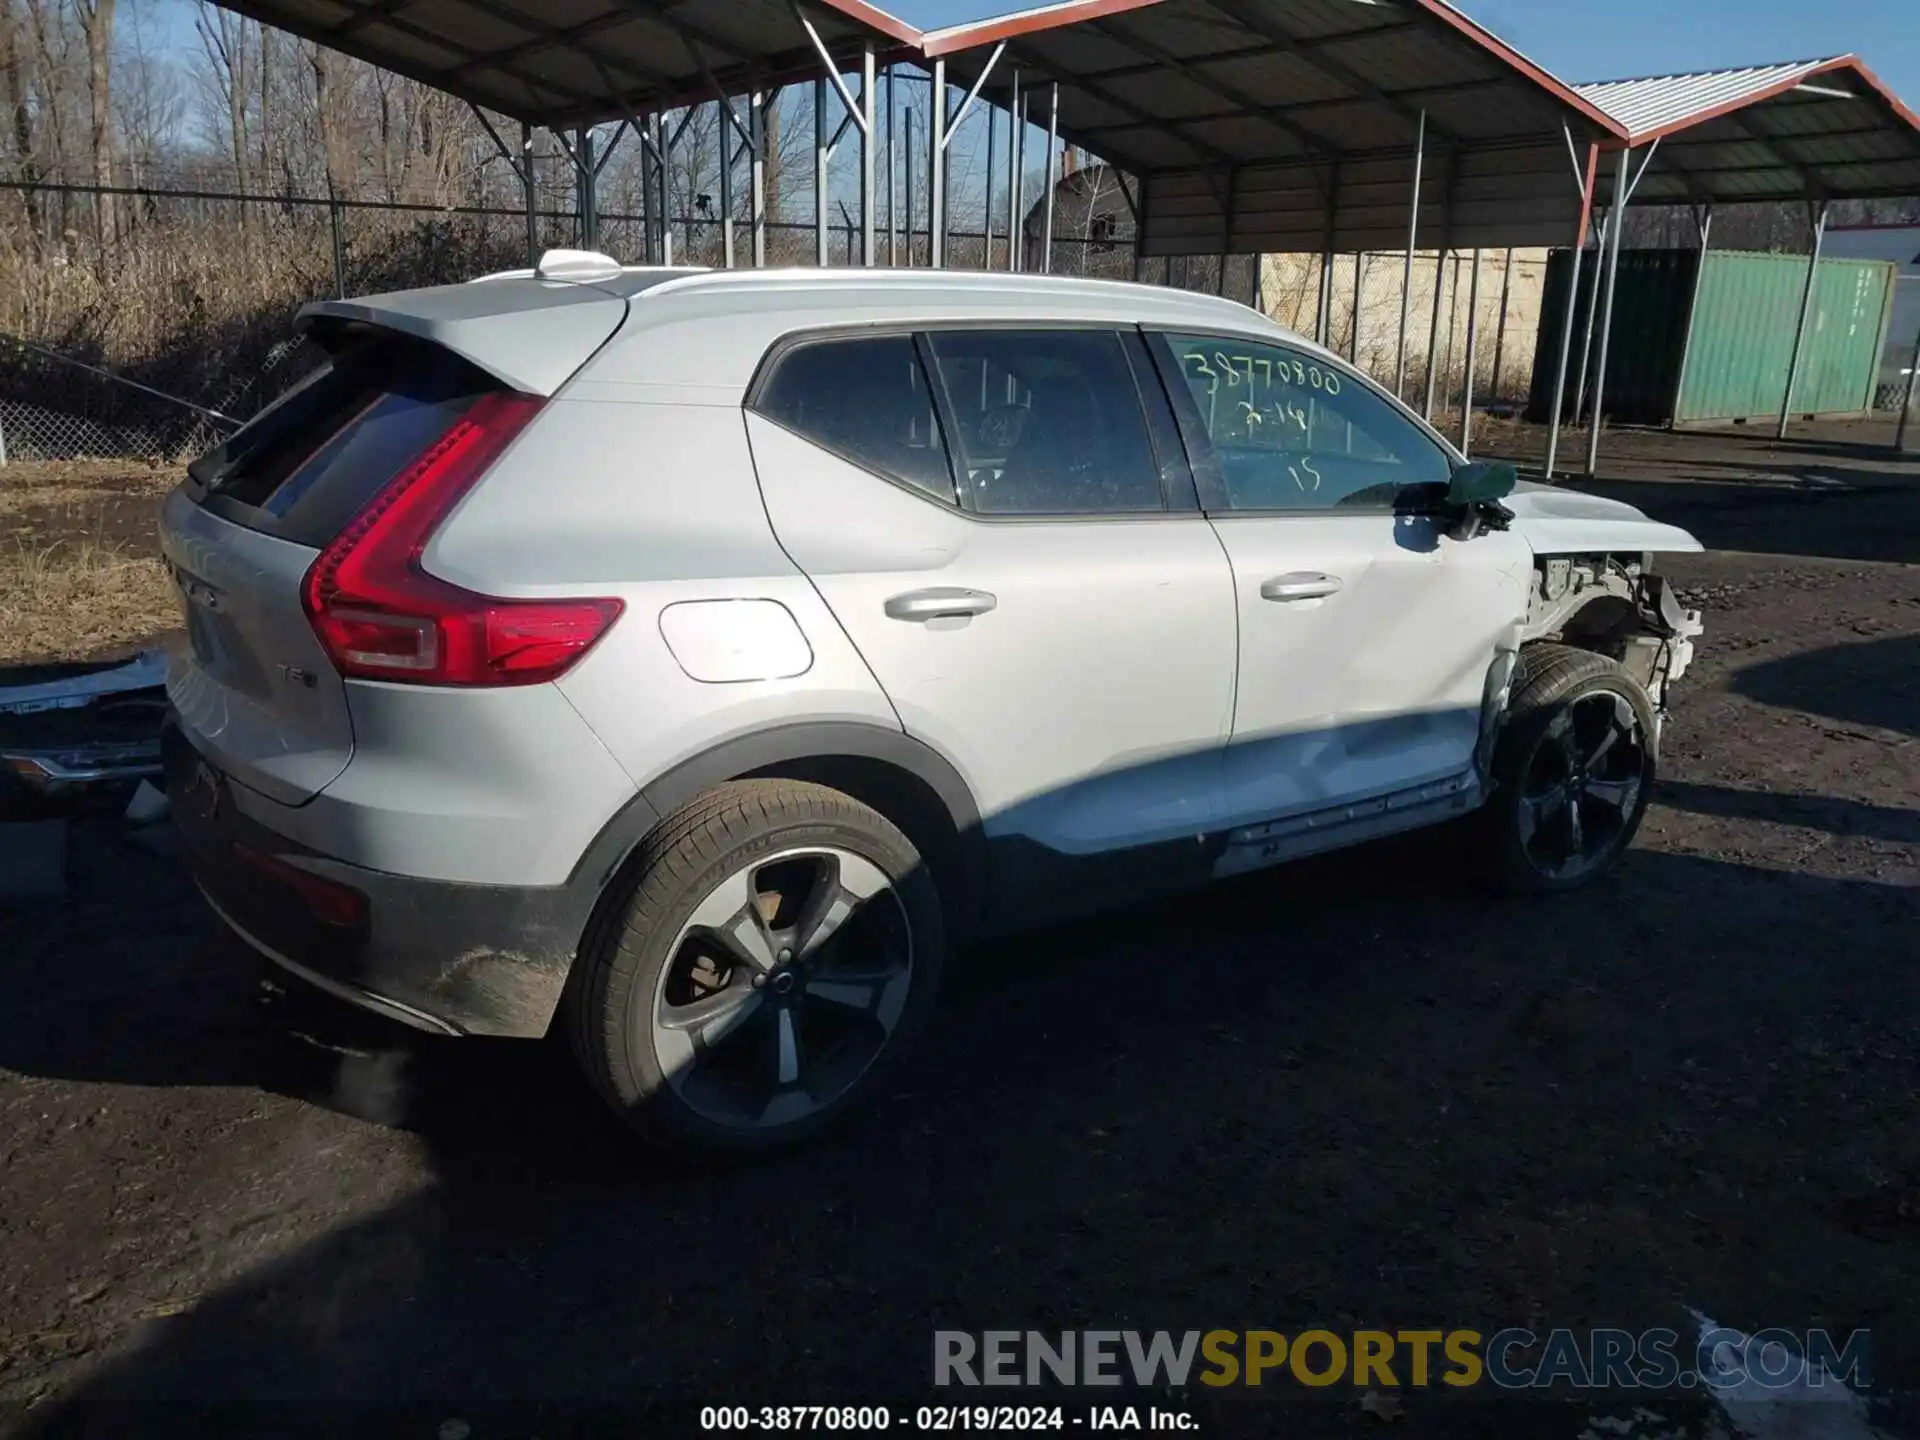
[297,276,630,396]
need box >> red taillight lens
[300,391,623,687]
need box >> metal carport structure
[198,0,1920,475]
[208,0,922,267]
[1573,58,1920,457]
[917,0,1632,464]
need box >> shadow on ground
[1731,633,1920,738]
[4,508,1918,1438]
[5,802,1918,1437]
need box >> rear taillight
[300,391,622,686]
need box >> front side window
[1159,333,1452,512]
[924,329,1164,516]
[754,334,956,504]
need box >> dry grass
[0,537,180,666]
[0,463,183,664]
[0,460,178,513]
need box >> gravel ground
[1,422,1915,1439]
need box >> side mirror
[1447,459,1518,508]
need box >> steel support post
[1778,199,1831,440]
[328,191,346,296]
[886,67,898,265]
[521,124,538,266]
[1041,82,1059,274]
[1395,111,1426,399]
[1571,209,1605,423]
[929,59,949,267]
[1132,173,1149,282]
[1544,138,1599,480]
[719,100,736,268]
[1351,252,1364,362]
[1315,253,1332,341]
[573,127,595,250]
[983,96,997,268]
[1217,168,1236,298]
[1422,245,1447,418]
[904,106,916,266]
[861,44,877,265]
[1317,163,1340,343]
[1580,139,1662,474]
[1423,150,1457,420]
[1459,248,1483,455]
[751,92,767,267]
[1572,214,1611,456]
[1895,307,1920,452]
[637,122,656,263]
[655,115,673,264]
[1488,245,1514,403]
[1669,204,1714,422]
[1585,150,1634,477]
[1006,70,1023,271]
[815,79,829,266]
[794,6,880,266]
[474,105,539,267]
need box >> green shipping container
[1527,248,1896,427]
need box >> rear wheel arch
[576,724,984,954]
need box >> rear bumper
[164,723,594,1037]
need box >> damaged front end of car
[1525,552,1705,718]
[1474,544,1705,784]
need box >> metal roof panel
[1575,60,1835,138]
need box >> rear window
[189,332,502,547]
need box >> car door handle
[884,587,999,622]
[1260,573,1344,602]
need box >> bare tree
[69,0,111,244]
[193,0,252,196]
[2,0,45,245]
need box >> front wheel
[569,779,944,1152]
[1479,643,1658,895]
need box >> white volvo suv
[161,254,1704,1152]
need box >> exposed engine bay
[1522,552,1706,713]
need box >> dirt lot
[1,421,1916,1438]
[0,461,180,666]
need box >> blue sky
[889,0,1920,100]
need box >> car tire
[1478,643,1659,896]
[569,779,944,1153]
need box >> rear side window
[924,330,1164,515]
[190,334,502,547]
[753,334,956,504]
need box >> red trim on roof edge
[921,0,1627,139]
[1408,0,1626,137]
[815,0,924,48]
[1842,56,1920,134]
[920,0,1164,56]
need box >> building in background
[1260,250,1551,411]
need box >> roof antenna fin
[535,248,623,282]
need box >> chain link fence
[0,175,1464,466]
